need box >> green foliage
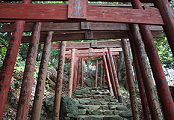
[154,33,174,69]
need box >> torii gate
[0,0,174,119]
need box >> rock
[116,105,127,111]
[60,96,78,118]
[78,109,86,115]
[113,110,119,115]
[109,105,117,110]
[84,79,95,87]
[74,90,82,95]
[103,110,113,115]
[44,96,54,117]
[88,105,100,110]
[91,110,103,115]
[103,115,123,120]
[78,104,86,109]
[44,96,78,119]
[79,99,90,105]
[119,111,132,118]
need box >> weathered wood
[1,22,163,32]
[21,31,162,43]
[0,21,26,119]
[95,60,98,87]
[108,48,122,103]
[121,39,139,120]
[31,31,53,120]
[106,49,118,98]
[16,22,42,120]
[68,49,75,98]
[77,58,81,88]
[153,0,174,57]
[91,40,97,48]
[128,31,151,120]
[0,0,30,118]
[81,58,84,87]
[132,1,174,119]
[49,41,123,49]
[0,3,164,25]
[53,41,66,120]
[130,24,163,120]
[100,63,103,87]
[85,31,93,39]
[1,0,155,3]
[102,55,113,94]
[68,0,87,19]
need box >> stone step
[74,90,111,96]
[77,105,128,111]
[78,109,120,115]
[74,94,113,99]
[77,115,132,120]
[75,98,119,105]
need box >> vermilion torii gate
[0,0,174,119]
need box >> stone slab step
[76,98,119,105]
[77,115,129,120]
[78,109,120,115]
[77,105,128,111]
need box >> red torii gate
[0,0,174,119]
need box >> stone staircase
[72,87,133,120]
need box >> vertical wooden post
[108,48,122,103]
[102,55,113,95]
[128,32,151,120]
[130,24,163,120]
[121,39,139,120]
[95,60,98,87]
[81,58,84,87]
[131,1,174,119]
[106,49,118,98]
[77,58,80,88]
[103,68,106,86]
[153,0,174,56]
[100,62,103,87]
[31,31,53,120]
[16,22,42,120]
[68,49,75,98]
[53,41,67,120]
[0,0,31,119]
[73,57,78,90]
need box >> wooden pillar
[53,41,67,120]
[153,0,174,56]
[108,48,122,103]
[73,57,78,90]
[121,39,139,120]
[77,58,80,88]
[31,31,53,120]
[131,1,174,119]
[130,24,163,120]
[68,49,75,98]
[132,1,174,119]
[16,22,42,120]
[0,0,31,118]
[102,55,113,95]
[100,63,103,87]
[128,32,151,120]
[95,60,98,87]
[81,58,84,87]
[106,49,118,98]
[103,67,106,86]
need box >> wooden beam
[22,30,162,43]
[0,3,164,25]
[1,0,159,3]
[1,22,163,32]
[47,41,122,50]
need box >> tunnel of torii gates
[0,0,174,119]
